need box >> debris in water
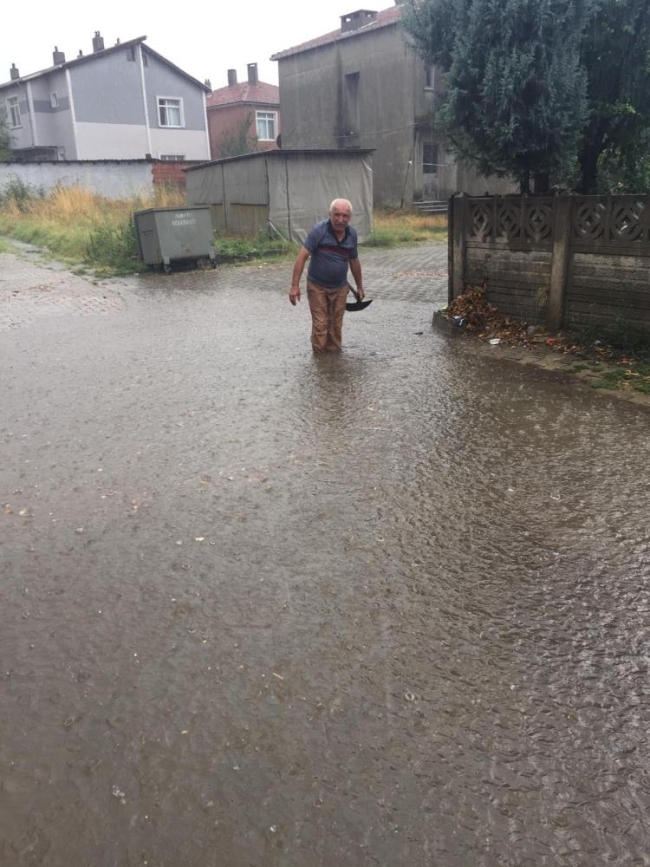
[111,785,126,804]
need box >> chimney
[227,68,237,86]
[204,78,212,91]
[78,50,84,58]
[92,31,105,53]
[341,9,377,33]
[10,63,20,80]
[53,46,66,65]
[247,63,258,86]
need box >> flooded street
[2,246,650,866]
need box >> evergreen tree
[579,0,650,192]
[404,0,589,192]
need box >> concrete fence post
[547,193,572,331]
[450,193,468,303]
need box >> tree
[0,109,13,161]
[216,113,259,159]
[578,0,650,193]
[404,0,650,193]
[404,0,589,192]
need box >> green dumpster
[134,206,217,273]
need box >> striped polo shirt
[304,219,358,290]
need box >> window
[127,46,136,62]
[50,92,59,109]
[256,111,277,141]
[157,97,183,128]
[7,96,21,128]
[159,154,185,161]
[344,72,360,137]
[157,98,182,127]
[425,65,436,90]
[423,143,439,175]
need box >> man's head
[329,199,353,232]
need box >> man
[289,198,365,353]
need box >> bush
[86,218,139,269]
[0,175,43,210]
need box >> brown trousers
[307,281,349,353]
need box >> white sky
[0,0,381,88]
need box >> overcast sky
[1,0,385,89]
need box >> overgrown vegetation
[403,0,650,194]
[215,113,259,159]
[0,110,12,161]
[0,180,184,274]
[0,181,447,274]
[366,209,447,246]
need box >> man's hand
[289,285,301,306]
[356,286,365,301]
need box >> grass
[365,209,448,247]
[0,180,186,275]
[0,181,448,274]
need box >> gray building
[272,4,513,208]
[1,33,211,162]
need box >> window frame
[157,96,184,129]
[7,96,21,128]
[159,154,186,161]
[255,110,277,142]
[50,92,59,109]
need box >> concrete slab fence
[449,193,650,332]
[0,159,200,200]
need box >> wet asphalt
[2,243,650,867]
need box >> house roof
[0,36,210,91]
[206,81,279,109]
[271,5,402,61]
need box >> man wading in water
[289,198,365,353]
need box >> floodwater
[2,251,650,866]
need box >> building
[186,149,373,243]
[1,32,211,162]
[206,63,280,160]
[271,4,512,208]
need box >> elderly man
[289,198,365,353]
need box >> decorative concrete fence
[449,193,650,332]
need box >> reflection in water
[2,282,650,866]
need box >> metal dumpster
[133,206,216,273]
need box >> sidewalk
[0,242,449,331]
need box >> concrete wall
[278,24,416,207]
[0,159,193,199]
[450,194,650,332]
[277,22,514,208]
